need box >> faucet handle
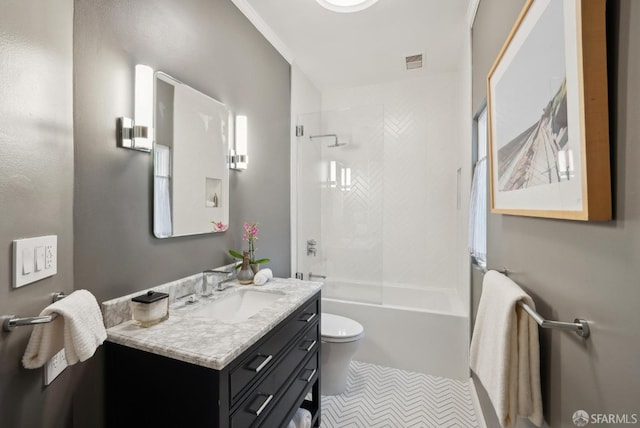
[176,293,198,304]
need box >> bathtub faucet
[308,273,327,280]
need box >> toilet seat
[321,313,364,343]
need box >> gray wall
[74,0,291,306]
[72,0,291,425]
[472,1,640,426]
[1,0,290,426]
[0,0,75,427]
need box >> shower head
[309,134,346,148]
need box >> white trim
[289,65,322,278]
[466,0,481,28]
[290,77,298,278]
[231,0,295,64]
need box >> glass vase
[237,251,254,285]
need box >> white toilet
[321,313,365,395]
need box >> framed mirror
[153,72,230,238]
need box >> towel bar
[484,268,590,338]
[517,300,590,338]
[2,292,66,332]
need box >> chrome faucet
[203,268,235,293]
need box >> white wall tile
[323,74,462,292]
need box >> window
[469,105,487,268]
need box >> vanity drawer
[267,323,318,394]
[230,298,319,402]
[258,353,319,428]
[231,352,319,428]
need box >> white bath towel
[470,270,543,428]
[286,408,312,428]
[253,268,273,286]
[22,289,107,369]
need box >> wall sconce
[230,114,248,170]
[117,64,154,152]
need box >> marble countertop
[103,277,322,370]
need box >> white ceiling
[239,0,471,91]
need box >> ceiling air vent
[405,54,423,70]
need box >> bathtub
[322,281,470,380]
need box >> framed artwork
[487,0,611,220]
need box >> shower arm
[309,134,338,146]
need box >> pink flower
[242,222,260,242]
[230,220,270,265]
[211,221,227,232]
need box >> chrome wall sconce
[230,114,248,170]
[117,64,154,152]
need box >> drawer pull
[247,354,273,373]
[300,312,316,323]
[252,393,273,416]
[301,339,317,352]
[301,368,317,383]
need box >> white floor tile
[321,361,479,428]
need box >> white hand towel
[22,289,107,369]
[470,270,543,428]
[287,408,312,428]
[295,408,312,428]
[253,268,273,286]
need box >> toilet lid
[322,313,364,343]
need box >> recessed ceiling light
[315,0,379,13]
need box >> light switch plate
[13,235,57,288]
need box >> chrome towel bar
[517,300,590,338]
[2,292,66,332]
[483,267,591,338]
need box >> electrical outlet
[45,244,54,269]
[44,349,68,386]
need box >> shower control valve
[306,239,317,257]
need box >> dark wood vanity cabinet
[106,292,321,428]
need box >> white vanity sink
[185,288,285,323]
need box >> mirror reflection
[153,72,230,238]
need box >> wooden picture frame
[487,0,611,220]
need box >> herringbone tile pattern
[322,361,479,428]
